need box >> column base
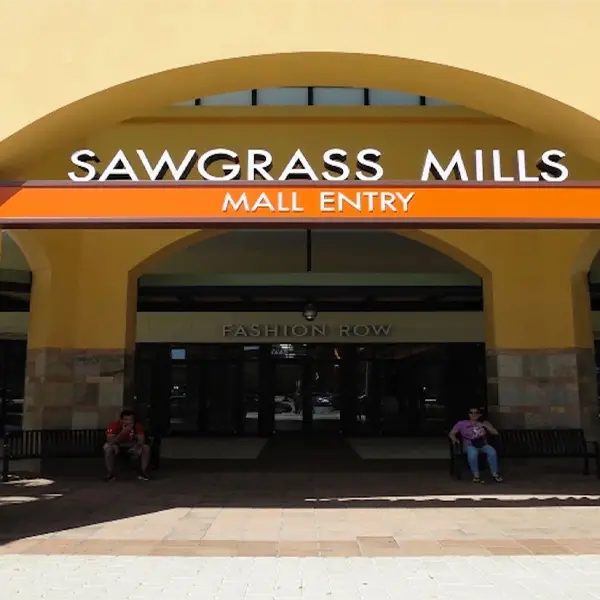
[487,347,598,437]
[23,348,131,430]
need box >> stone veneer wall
[487,348,599,437]
[23,348,131,430]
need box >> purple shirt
[453,420,487,446]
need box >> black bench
[1,428,161,481]
[449,428,600,480]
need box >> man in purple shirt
[449,408,503,483]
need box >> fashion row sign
[222,324,393,338]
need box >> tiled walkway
[155,436,450,464]
[2,468,600,598]
[3,554,600,600]
[2,468,600,556]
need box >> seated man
[449,407,503,483]
[103,410,151,481]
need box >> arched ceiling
[144,230,476,277]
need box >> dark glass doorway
[271,346,305,434]
[266,344,344,435]
[134,342,486,438]
[0,340,26,433]
[166,359,246,435]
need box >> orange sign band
[1,182,600,227]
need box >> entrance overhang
[1,181,600,228]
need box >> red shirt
[106,420,144,442]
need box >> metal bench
[2,428,161,481]
[449,428,600,480]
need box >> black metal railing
[449,428,600,480]
[2,428,161,481]
[2,429,106,481]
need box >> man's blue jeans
[465,444,498,475]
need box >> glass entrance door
[308,345,343,434]
[164,359,246,435]
[267,344,348,435]
[270,344,307,433]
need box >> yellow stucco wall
[1,0,600,174]
[1,0,600,356]
[5,107,598,352]
[27,107,600,182]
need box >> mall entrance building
[1,0,600,462]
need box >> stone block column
[483,235,598,437]
[23,231,137,431]
[25,348,132,430]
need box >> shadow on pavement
[1,457,599,544]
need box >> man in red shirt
[103,409,151,481]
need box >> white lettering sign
[419,148,568,182]
[67,148,569,182]
[68,148,383,183]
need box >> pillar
[483,233,597,435]
[23,232,136,430]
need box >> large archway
[2,1,600,175]
[132,228,487,451]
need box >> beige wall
[2,1,600,175]
[28,106,600,181]
[137,312,484,344]
[4,311,600,344]
[0,311,599,344]
[0,312,483,343]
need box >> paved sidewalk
[2,554,600,600]
[2,469,600,557]
[2,470,600,598]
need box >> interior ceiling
[0,230,470,274]
[0,235,29,271]
[592,254,600,280]
[148,230,472,275]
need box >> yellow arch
[2,0,600,175]
[571,231,600,274]
[6,230,50,272]
[132,230,226,277]
[398,231,489,279]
